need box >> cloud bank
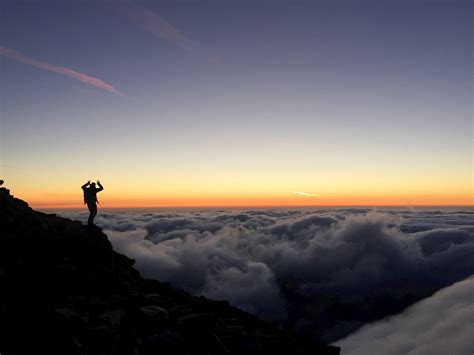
[0,46,125,97]
[335,276,474,355]
[60,207,474,342]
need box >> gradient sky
[1,0,472,208]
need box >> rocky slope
[0,187,340,355]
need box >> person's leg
[87,203,97,225]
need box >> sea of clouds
[59,207,474,350]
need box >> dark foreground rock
[0,187,339,355]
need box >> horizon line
[35,203,474,211]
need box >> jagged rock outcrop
[0,187,340,355]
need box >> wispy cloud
[289,191,321,197]
[125,3,199,52]
[119,2,220,64]
[0,46,126,97]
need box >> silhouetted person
[81,180,104,225]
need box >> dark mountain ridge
[0,187,339,355]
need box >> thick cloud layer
[335,276,474,355]
[60,207,474,340]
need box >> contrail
[289,191,321,197]
[0,46,126,97]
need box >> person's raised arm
[81,180,91,190]
[96,180,104,192]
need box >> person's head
[90,182,96,188]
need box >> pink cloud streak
[0,46,126,97]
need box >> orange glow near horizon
[23,192,474,210]
[5,171,473,210]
